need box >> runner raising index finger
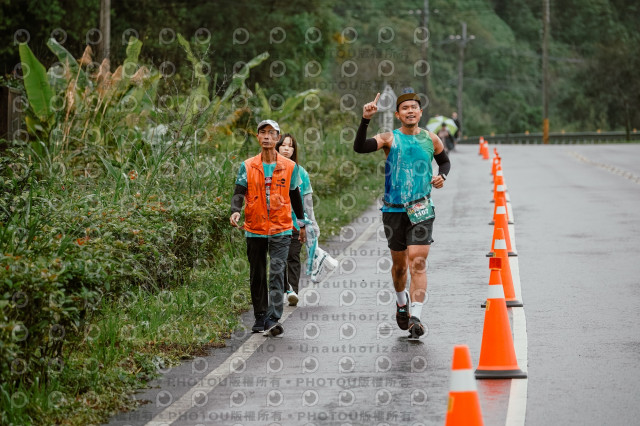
[353,88,451,340]
[363,92,381,119]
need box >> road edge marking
[506,206,528,426]
[144,213,382,426]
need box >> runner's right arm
[353,117,379,153]
[354,93,393,153]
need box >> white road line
[505,201,528,426]
[509,251,522,302]
[506,376,528,426]
[507,203,516,226]
[568,151,640,184]
[144,306,296,426]
[332,213,381,264]
[143,216,382,426]
[508,224,517,256]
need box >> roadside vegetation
[0,36,380,424]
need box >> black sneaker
[263,317,284,337]
[396,290,411,330]
[396,303,410,330]
[252,313,266,333]
[408,317,425,339]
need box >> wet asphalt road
[107,143,640,426]
[497,144,640,426]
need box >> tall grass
[1,38,381,424]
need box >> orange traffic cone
[490,176,512,224]
[492,167,504,199]
[491,168,510,202]
[446,345,484,426]
[487,198,517,257]
[491,177,510,214]
[491,228,522,307]
[481,141,490,160]
[476,257,527,379]
[491,154,500,178]
[478,137,485,155]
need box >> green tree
[0,0,99,74]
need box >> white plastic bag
[301,217,338,283]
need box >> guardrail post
[0,87,23,146]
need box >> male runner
[353,91,451,339]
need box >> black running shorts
[382,212,434,251]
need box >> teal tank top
[382,128,435,212]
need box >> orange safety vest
[243,153,296,235]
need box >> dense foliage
[1,0,639,135]
[0,29,381,423]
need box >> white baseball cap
[257,119,280,133]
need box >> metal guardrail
[462,131,640,145]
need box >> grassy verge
[2,43,382,421]
[1,143,382,425]
[3,255,251,425]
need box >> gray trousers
[246,235,291,320]
[285,230,303,293]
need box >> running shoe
[263,317,284,337]
[395,290,411,330]
[396,304,410,330]
[252,313,266,333]
[408,316,425,339]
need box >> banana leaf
[18,43,53,122]
[253,85,319,122]
[46,38,91,89]
[194,52,269,131]
[124,36,142,66]
[279,89,319,121]
[177,33,209,100]
[254,83,272,117]
[219,52,269,104]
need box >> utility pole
[542,0,550,144]
[421,0,429,116]
[98,0,111,61]
[452,22,474,139]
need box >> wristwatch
[440,173,447,181]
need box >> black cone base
[486,251,518,257]
[475,368,527,379]
[482,299,524,308]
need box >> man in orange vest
[230,120,307,337]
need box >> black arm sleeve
[434,150,451,177]
[353,117,379,153]
[289,187,304,220]
[230,184,246,213]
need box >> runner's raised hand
[363,92,381,119]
